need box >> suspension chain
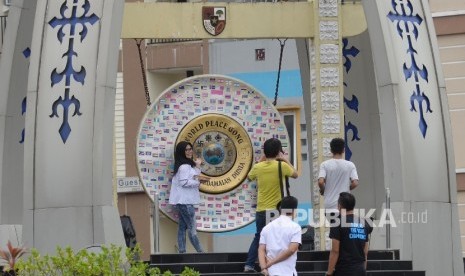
[273,38,287,106]
[135,39,151,107]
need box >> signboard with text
[117,177,144,193]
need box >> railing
[385,187,391,249]
[147,38,202,45]
[341,0,362,3]
[244,0,359,2]
[152,194,160,254]
[1,15,7,52]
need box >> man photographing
[243,138,298,272]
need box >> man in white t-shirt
[258,196,301,276]
[318,138,359,218]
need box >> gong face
[136,75,290,232]
[176,114,253,194]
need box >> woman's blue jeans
[176,204,204,253]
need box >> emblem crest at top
[202,7,226,36]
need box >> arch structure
[0,0,462,274]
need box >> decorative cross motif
[22,47,31,58]
[344,95,360,161]
[387,0,422,39]
[19,97,26,144]
[387,0,432,138]
[48,0,99,142]
[50,88,82,141]
[342,38,360,73]
[342,38,361,161]
[344,121,360,161]
[18,47,33,144]
[344,94,359,113]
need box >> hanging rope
[135,39,151,106]
[273,38,287,106]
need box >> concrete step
[200,271,425,276]
[151,260,413,274]
[149,249,426,275]
[150,249,400,264]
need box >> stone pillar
[363,0,463,274]
[311,0,344,250]
[23,0,125,253]
[0,0,37,246]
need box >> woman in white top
[169,141,204,253]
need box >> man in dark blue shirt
[326,192,373,276]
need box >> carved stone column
[311,0,344,250]
[23,0,125,253]
[0,0,37,246]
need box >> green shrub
[177,267,200,276]
[14,244,199,276]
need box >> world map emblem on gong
[176,113,253,194]
[137,75,290,232]
[196,133,235,176]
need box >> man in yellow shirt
[244,138,298,272]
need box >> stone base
[23,206,124,254]
[0,225,22,248]
[369,201,463,275]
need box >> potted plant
[0,241,26,276]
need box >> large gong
[137,75,290,232]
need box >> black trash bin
[120,215,137,249]
[300,225,315,251]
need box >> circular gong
[136,75,290,232]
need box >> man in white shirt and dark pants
[258,196,301,276]
[318,138,359,223]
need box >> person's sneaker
[243,265,257,272]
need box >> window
[255,49,265,61]
[278,106,302,172]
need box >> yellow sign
[177,114,253,194]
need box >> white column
[23,0,125,253]
[0,0,37,246]
[364,0,463,274]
